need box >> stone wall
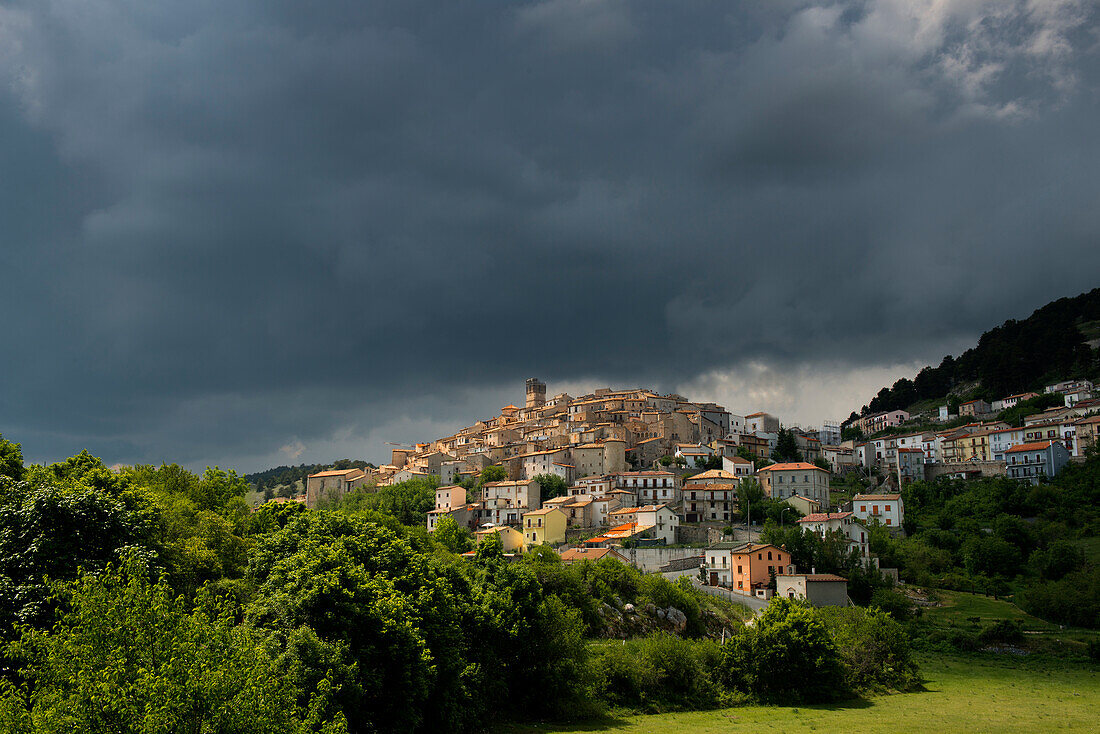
[615,547,707,572]
[925,461,1007,480]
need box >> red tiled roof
[798,512,852,523]
[757,462,826,472]
[1005,441,1056,453]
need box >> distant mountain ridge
[847,288,1100,423]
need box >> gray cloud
[1,1,1099,470]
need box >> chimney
[811,567,816,575]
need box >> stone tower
[525,378,546,409]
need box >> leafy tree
[737,477,765,524]
[322,477,438,525]
[720,598,845,703]
[0,476,158,636]
[480,465,507,484]
[433,515,472,554]
[1028,541,1085,581]
[658,455,674,466]
[2,560,345,733]
[818,605,919,692]
[532,473,568,501]
[0,434,25,482]
[701,453,722,470]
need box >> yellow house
[474,525,526,553]
[522,507,567,546]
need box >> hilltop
[847,288,1100,424]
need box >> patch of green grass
[500,653,1100,733]
[921,589,1057,631]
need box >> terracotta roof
[854,493,901,501]
[1005,441,1057,453]
[688,469,737,479]
[730,543,785,555]
[308,468,364,478]
[757,462,826,472]
[799,512,852,523]
[560,547,627,563]
[524,507,563,516]
[683,482,736,490]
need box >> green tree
[532,473,568,501]
[738,477,765,524]
[433,515,472,554]
[720,597,845,703]
[773,429,803,463]
[0,434,25,482]
[818,605,919,692]
[480,465,508,484]
[2,560,345,733]
[0,476,159,636]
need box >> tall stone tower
[525,378,546,409]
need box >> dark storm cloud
[2,1,1099,469]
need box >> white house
[636,504,680,544]
[851,493,904,530]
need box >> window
[758,553,762,560]
[768,551,773,560]
[737,565,742,573]
[860,505,866,512]
[886,518,892,525]
[738,581,743,589]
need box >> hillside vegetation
[849,287,1100,421]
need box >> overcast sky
[2,1,1099,472]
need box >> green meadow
[503,653,1099,734]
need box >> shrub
[978,619,1024,645]
[719,598,845,703]
[820,606,920,692]
[591,635,724,712]
[869,588,915,621]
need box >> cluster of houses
[844,380,1099,485]
[294,377,1096,607]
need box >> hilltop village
[301,377,1100,604]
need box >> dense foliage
[849,287,1100,419]
[0,440,924,729]
[867,451,1100,627]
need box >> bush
[978,619,1024,645]
[819,606,921,692]
[719,598,845,703]
[869,588,915,621]
[591,635,725,712]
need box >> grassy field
[920,589,1057,630]
[502,653,1099,733]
